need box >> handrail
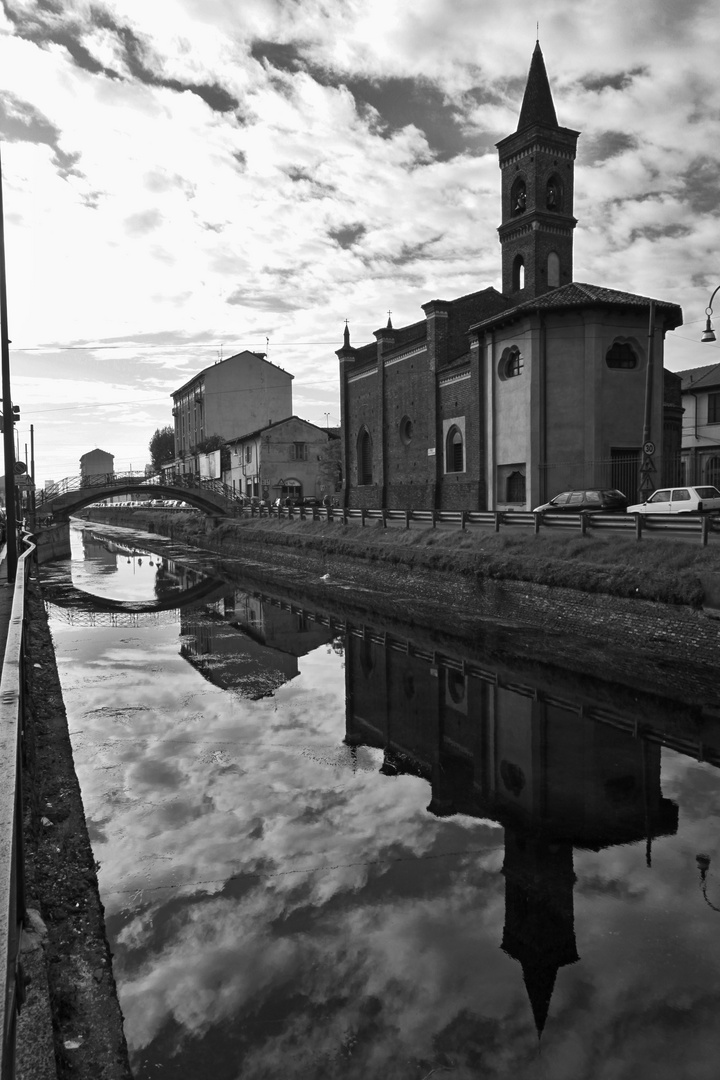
[0,532,36,1080]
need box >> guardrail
[236,505,720,546]
[0,533,35,1080]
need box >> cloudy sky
[1,0,720,485]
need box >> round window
[399,416,413,444]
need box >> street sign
[14,460,26,474]
[15,475,34,488]
[643,441,656,456]
[640,459,656,473]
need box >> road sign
[643,441,655,456]
[640,459,656,473]
[14,460,26,474]
[15,475,34,488]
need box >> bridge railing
[37,471,244,509]
[0,532,36,1080]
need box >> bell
[702,316,716,343]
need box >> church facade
[337,45,683,511]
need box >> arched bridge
[36,471,244,518]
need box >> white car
[626,485,720,514]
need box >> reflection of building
[180,589,333,698]
[337,44,683,511]
[345,632,678,1035]
[680,364,720,488]
[80,531,118,569]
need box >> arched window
[507,470,526,503]
[511,177,527,216]
[446,426,464,473]
[512,255,525,292]
[357,428,373,485]
[706,456,720,488]
[606,342,638,369]
[546,174,563,211]
[547,251,560,288]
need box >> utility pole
[0,142,17,579]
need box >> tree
[149,426,175,471]
[318,435,342,492]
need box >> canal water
[41,521,720,1080]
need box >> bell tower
[497,43,580,302]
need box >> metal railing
[233,503,720,546]
[36,470,244,510]
[0,532,35,1080]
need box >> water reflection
[42,528,720,1080]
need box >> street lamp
[701,285,720,342]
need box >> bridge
[36,471,244,518]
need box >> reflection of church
[344,632,679,1035]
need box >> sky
[1,0,720,486]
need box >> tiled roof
[225,415,327,444]
[470,282,683,331]
[679,363,720,391]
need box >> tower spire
[517,41,558,131]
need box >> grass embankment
[161,511,720,608]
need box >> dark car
[533,488,629,513]
[301,496,320,507]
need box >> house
[337,43,683,511]
[677,364,720,488]
[224,416,337,503]
[171,350,293,474]
[79,448,114,481]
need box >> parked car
[626,486,720,514]
[301,496,320,507]
[533,489,629,513]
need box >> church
[337,44,683,511]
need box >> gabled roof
[226,415,330,445]
[679,363,720,391]
[518,42,558,130]
[470,282,683,332]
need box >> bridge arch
[37,473,242,518]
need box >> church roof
[517,42,558,130]
[470,282,683,332]
[679,363,720,391]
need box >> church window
[499,346,523,380]
[446,426,464,473]
[511,177,527,216]
[606,342,638,369]
[547,251,560,288]
[357,428,373,485]
[399,415,414,444]
[507,470,526,503]
[546,174,563,211]
[512,255,525,292]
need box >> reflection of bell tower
[496,42,579,302]
[501,828,579,1037]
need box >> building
[224,416,336,503]
[679,363,720,488]
[79,448,114,481]
[171,350,293,474]
[337,44,683,511]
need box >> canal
[40,520,720,1080]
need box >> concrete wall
[34,522,71,564]
[205,353,293,443]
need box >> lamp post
[701,286,720,342]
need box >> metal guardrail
[0,532,35,1080]
[235,504,720,545]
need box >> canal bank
[75,507,720,703]
[19,574,132,1080]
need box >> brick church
[337,43,683,511]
